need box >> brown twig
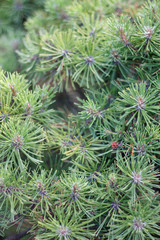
[4,227,31,240]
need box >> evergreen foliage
[0,0,160,239]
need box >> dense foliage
[0,0,160,239]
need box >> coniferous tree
[0,0,160,239]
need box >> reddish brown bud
[111,141,119,150]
